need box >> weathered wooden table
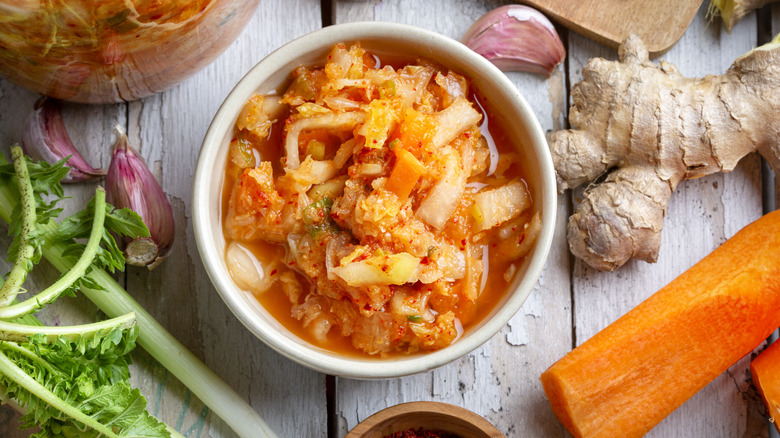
[1,1,778,437]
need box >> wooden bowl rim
[345,401,505,437]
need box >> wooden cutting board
[522,0,705,56]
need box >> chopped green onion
[470,203,484,225]
[379,80,396,99]
[303,197,333,225]
[407,315,422,322]
[237,137,255,166]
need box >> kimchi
[223,43,540,356]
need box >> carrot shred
[395,108,434,154]
[541,210,780,438]
[751,338,780,433]
[385,148,426,201]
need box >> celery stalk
[0,147,36,306]
[0,184,278,438]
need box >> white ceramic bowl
[193,22,556,378]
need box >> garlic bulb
[21,97,107,182]
[463,5,565,77]
[106,124,175,269]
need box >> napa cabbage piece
[236,94,285,140]
[226,162,303,243]
[415,145,473,230]
[360,98,403,149]
[473,180,531,232]
[287,156,340,193]
[330,249,421,286]
[431,97,482,148]
[284,111,365,170]
[434,71,469,108]
[325,43,366,81]
[308,174,348,202]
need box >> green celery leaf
[105,207,150,240]
[0,323,168,437]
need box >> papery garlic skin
[106,124,175,269]
[463,5,565,77]
[21,97,107,182]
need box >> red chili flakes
[270,269,278,276]
[518,234,525,244]
[384,430,459,438]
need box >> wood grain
[333,1,572,436]
[0,1,325,437]
[522,0,703,56]
[568,4,768,437]
[122,1,326,436]
[0,1,775,437]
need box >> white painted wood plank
[124,0,326,437]
[0,0,326,437]
[0,74,126,438]
[333,1,572,436]
[568,4,766,437]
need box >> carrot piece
[751,339,780,433]
[385,148,426,201]
[395,108,435,154]
[540,210,780,438]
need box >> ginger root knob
[550,35,780,271]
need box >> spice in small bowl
[346,401,505,438]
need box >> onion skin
[106,125,175,269]
[21,97,107,182]
[463,5,566,77]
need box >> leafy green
[0,152,67,265]
[0,148,175,437]
[57,196,150,275]
[0,150,276,437]
[302,197,340,238]
[0,323,170,438]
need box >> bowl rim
[344,401,505,437]
[192,21,557,379]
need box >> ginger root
[709,0,779,32]
[550,35,780,271]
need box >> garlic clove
[106,124,175,269]
[463,5,566,77]
[21,97,107,182]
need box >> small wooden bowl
[346,401,505,438]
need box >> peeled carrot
[541,210,780,438]
[385,148,426,201]
[751,338,780,433]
